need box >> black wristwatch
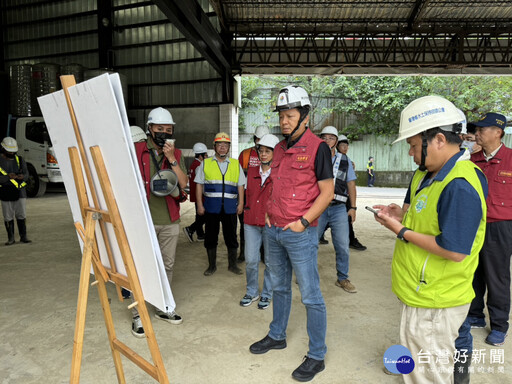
[397,227,411,243]
[169,160,178,167]
[348,207,357,211]
[299,217,310,229]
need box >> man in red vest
[249,86,334,382]
[131,107,188,337]
[467,112,512,346]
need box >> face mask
[4,153,15,159]
[152,131,173,147]
[461,141,475,153]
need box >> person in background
[466,112,512,347]
[195,132,246,276]
[460,122,482,154]
[317,127,358,294]
[0,137,31,245]
[250,85,333,382]
[183,142,208,242]
[237,125,270,262]
[130,107,187,337]
[130,125,147,143]
[372,96,487,384]
[337,135,367,251]
[366,156,375,187]
[240,134,280,310]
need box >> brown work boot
[335,279,357,293]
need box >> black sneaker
[249,335,287,354]
[292,356,325,382]
[183,226,194,243]
[155,311,183,325]
[131,316,145,338]
[197,234,205,241]
[349,238,367,251]
[319,236,329,245]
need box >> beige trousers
[400,302,470,384]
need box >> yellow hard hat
[214,132,231,143]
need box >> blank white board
[38,74,174,313]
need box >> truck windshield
[26,121,52,145]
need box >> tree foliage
[241,75,512,139]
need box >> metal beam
[152,0,232,77]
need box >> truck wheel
[26,164,47,198]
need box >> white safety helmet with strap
[193,142,208,154]
[456,108,467,135]
[254,125,270,139]
[338,134,349,143]
[130,126,147,143]
[320,126,339,137]
[395,95,463,171]
[1,137,18,153]
[146,107,175,128]
[275,85,311,112]
[257,134,280,166]
[394,96,462,144]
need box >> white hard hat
[320,126,338,137]
[193,142,208,154]
[338,134,349,143]
[254,125,270,139]
[1,137,18,153]
[147,107,175,127]
[456,109,467,135]
[394,96,463,144]
[257,134,280,149]
[275,85,311,112]
[130,126,147,143]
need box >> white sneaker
[155,311,183,325]
[131,316,145,338]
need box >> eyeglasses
[321,136,337,141]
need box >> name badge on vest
[152,179,168,192]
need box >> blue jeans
[318,203,350,281]
[265,225,327,361]
[244,224,272,299]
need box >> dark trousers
[367,173,374,186]
[238,211,245,244]
[189,202,205,237]
[204,209,238,250]
[468,220,512,333]
[348,215,355,243]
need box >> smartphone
[365,206,380,215]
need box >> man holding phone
[371,96,487,384]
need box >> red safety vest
[471,145,512,223]
[135,141,182,222]
[244,166,272,226]
[188,158,201,203]
[268,129,322,227]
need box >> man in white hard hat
[466,112,512,347]
[240,134,279,310]
[336,135,366,251]
[195,132,246,276]
[250,86,333,382]
[317,126,358,294]
[0,137,31,245]
[237,125,271,262]
[371,96,487,383]
[183,142,208,242]
[130,107,188,337]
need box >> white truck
[7,116,63,197]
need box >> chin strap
[419,134,428,171]
[283,109,309,148]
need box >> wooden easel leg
[91,262,126,384]
[70,211,96,384]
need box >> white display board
[38,74,174,313]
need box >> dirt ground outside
[0,186,510,384]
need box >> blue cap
[472,112,507,130]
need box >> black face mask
[4,153,15,159]
[152,131,173,147]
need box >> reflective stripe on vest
[203,157,240,214]
[0,155,26,189]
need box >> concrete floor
[0,186,510,384]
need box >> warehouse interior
[1,1,512,383]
